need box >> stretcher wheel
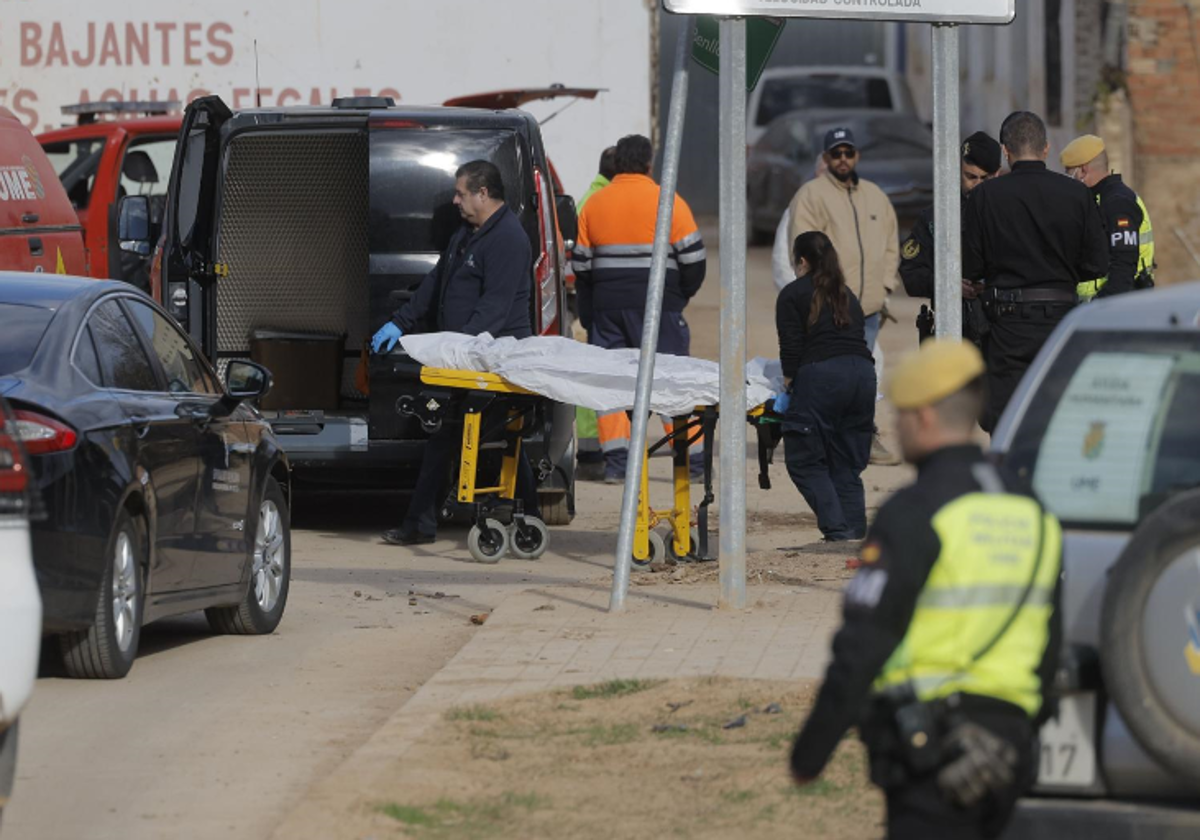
[467,519,509,564]
[509,517,549,560]
[666,528,701,563]
[632,529,666,570]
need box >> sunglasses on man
[827,147,858,160]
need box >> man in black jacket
[899,131,1002,346]
[370,160,538,550]
[963,112,1108,432]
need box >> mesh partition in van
[215,130,369,399]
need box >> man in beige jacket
[787,126,901,465]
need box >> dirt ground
[355,677,884,840]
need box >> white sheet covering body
[399,333,781,417]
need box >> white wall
[0,0,654,197]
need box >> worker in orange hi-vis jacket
[572,134,708,485]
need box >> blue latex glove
[371,322,403,354]
[773,392,790,415]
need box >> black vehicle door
[162,95,232,355]
[87,297,201,593]
[123,297,255,590]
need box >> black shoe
[382,528,436,546]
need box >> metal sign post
[932,23,962,340]
[718,17,748,611]
[609,20,693,613]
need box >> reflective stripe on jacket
[873,482,1063,717]
[1079,186,1155,301]
[572,173,706,328]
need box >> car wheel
[206,476,291,635]
[1101,488,1200,784]
[59,510,144,679]
[540,490,574,527]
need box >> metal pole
[931,23,962,340]
[609,19,692,613]
[717,17,747,611]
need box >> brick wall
[1127,0,1200,282]
[1074,1,1105,132]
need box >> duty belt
[983,287,1076,305]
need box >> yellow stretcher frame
[417,366,780,568]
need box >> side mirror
[555,194,578,246]
[224,360,272,401]
[117,195,151,256]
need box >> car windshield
[1004,330,1200,528]
[0,303,55,375]
[756,75,894,126]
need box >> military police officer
[790,340,1063,840]
[900,131,1003,346]
[963,111,1108,431]
[1060,134,1156,301]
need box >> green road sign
[690,16,785,92]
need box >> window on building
[1045,0,1064,127]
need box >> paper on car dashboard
[400,333,780,417]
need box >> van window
[1005,331,1200,527]
[42,138,105,210]
[756,76,894,127]
[370,129,523,254]
[0,303,54,375]
[120,137,175,223]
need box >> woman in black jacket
[776,231,877,541]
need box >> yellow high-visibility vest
[1079,194,1155,301]
[873,489,1062,717]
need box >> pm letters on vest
[1111,231,1139,247]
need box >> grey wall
[657,14,896,216]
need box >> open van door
[162,96,231,354]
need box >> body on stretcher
[396,365,552,564]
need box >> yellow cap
[1060,134,1106,169]
[886,340,986,410]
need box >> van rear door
[162,96,231,353]
[366,122,533,441]
[0,108,86,275]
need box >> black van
[144,95,577,522]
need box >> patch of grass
[572,723,640,747]
[378,792,548,837]
[786,778,842,798]
[720,789,757,804]
[445,704,502,723]
[571,678,660,700]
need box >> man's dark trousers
[403,403,540,537]
[782,355,876,540]
[980,303,1072,433]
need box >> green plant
[570,678,659,700]
[445,704,502,723]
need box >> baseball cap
[823,127,857,153]
[962,131,1002,174]
[886,340,986,410]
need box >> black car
[747,107,934,242]
[0,274,291,679]
[129,95,577,524]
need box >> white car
[0,397,42,825]
[747,66,917,147]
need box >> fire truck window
[42,139,105,211]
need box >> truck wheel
[60,510,144,679]
[540,491,574,526]
[1101,488,1200,784]
[207,477,291,635]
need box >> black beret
[962,131,1002,174]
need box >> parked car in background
[0,397,41,827]
[37,102,182,292]
[991,283,1200,836]
[0,274,291,679]
[747,108,933,243]
[146,95,577,523]
[747,66,917,146]
[0,107,87,275]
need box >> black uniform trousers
[402,401,540,537]
[782,355,876,540]
[874,703,1034,840]
[980,302,1073,433]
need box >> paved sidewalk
[271,579,845,839]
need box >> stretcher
[394,363,783,567]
